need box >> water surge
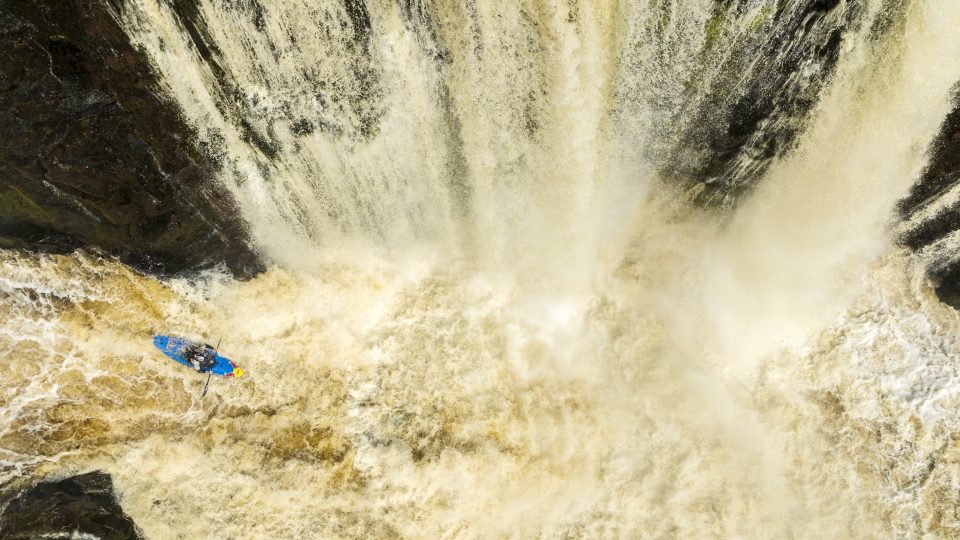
[3,0,960,537]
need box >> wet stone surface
[0,0,262,278]
[0,471,143,540]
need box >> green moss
[704,13,725,45]
[0,187,59,223]
[749,4,774,32]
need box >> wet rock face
[0,0,263,277]
[665,0,861,206]
[0,471,143,540]
[898,96,960,308]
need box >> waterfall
[112,1,890,285]
[2,0,960,537]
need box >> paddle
[201,336,222,398]
[201,372,212,397]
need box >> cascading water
[3,0,960,537]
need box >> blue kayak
[153,335,243,377]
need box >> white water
[4,0,960,538]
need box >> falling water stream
[3,0,960,537]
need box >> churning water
[3,0,960,537]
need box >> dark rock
[0,471,143,540]
[809,0,842,12]
[0,0,264,278]
[930,264,960,309]
[899,99,960,222]
[664,0,878,207]
[898,91,960,308]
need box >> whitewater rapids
[3,0,960,538]
[3,238,960,538]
